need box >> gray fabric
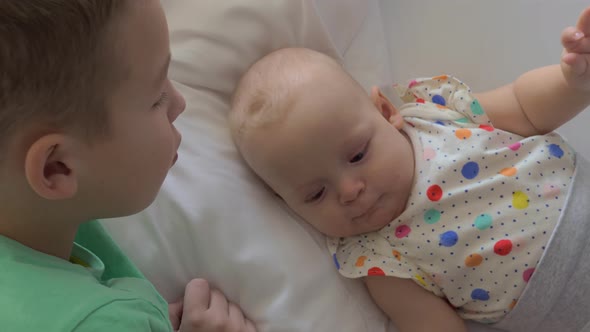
[493,155,590,332]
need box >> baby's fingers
[577,7,590,35]
[562,52,589,76]
[564,7,590,52]
[561,27,590,53]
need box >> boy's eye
[152,92,168,109]
[305,187,325,203]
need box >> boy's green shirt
[0,220,172,331]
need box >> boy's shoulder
[0,223,171,332]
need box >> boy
[229,6,590,332]
[0,1,255,331]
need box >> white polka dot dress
[327,75,576,323]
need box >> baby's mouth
[353,202,377,222]
[353,194,386,222]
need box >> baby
[229,7,590,332]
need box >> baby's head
[0,0,185,222]
[230,48,415,237]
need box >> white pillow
[102,1,391,331]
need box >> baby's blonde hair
[229,48,345,151]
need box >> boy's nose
[339,178,365,205]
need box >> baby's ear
[24,134,79,200]
[370,86,403,129]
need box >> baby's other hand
[561,7,590,90]
[178,279,257,332]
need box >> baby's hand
[176,279,257,332]
[561,7,590,90]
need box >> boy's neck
[0,217,79,260]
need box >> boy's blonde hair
[0,0,129,153]
[229,48,345,150]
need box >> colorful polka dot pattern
[327,75,575,324]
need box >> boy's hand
[169,300,184,330]
[173,279,257,332]
[561,7,590,90]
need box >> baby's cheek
[310,210,342,236]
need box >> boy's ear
[370,86,403,129]
[24,134,79,200]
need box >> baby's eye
[152,92,169,110]
[305,188,325,203]
[350,141,370,164]
[350,152,364,163]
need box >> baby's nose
[339,178,365,205]
[169,84,186,122]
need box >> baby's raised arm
[475,7,590,137]
[365,276,467,332]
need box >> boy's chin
[97,196,158,220]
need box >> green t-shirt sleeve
[74,299,172,332]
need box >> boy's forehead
[114,0,169,80]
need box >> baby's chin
[364,207,398,233]
[330,206,399,238]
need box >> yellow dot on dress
[512,191,529,209]
[414,274,428,287]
